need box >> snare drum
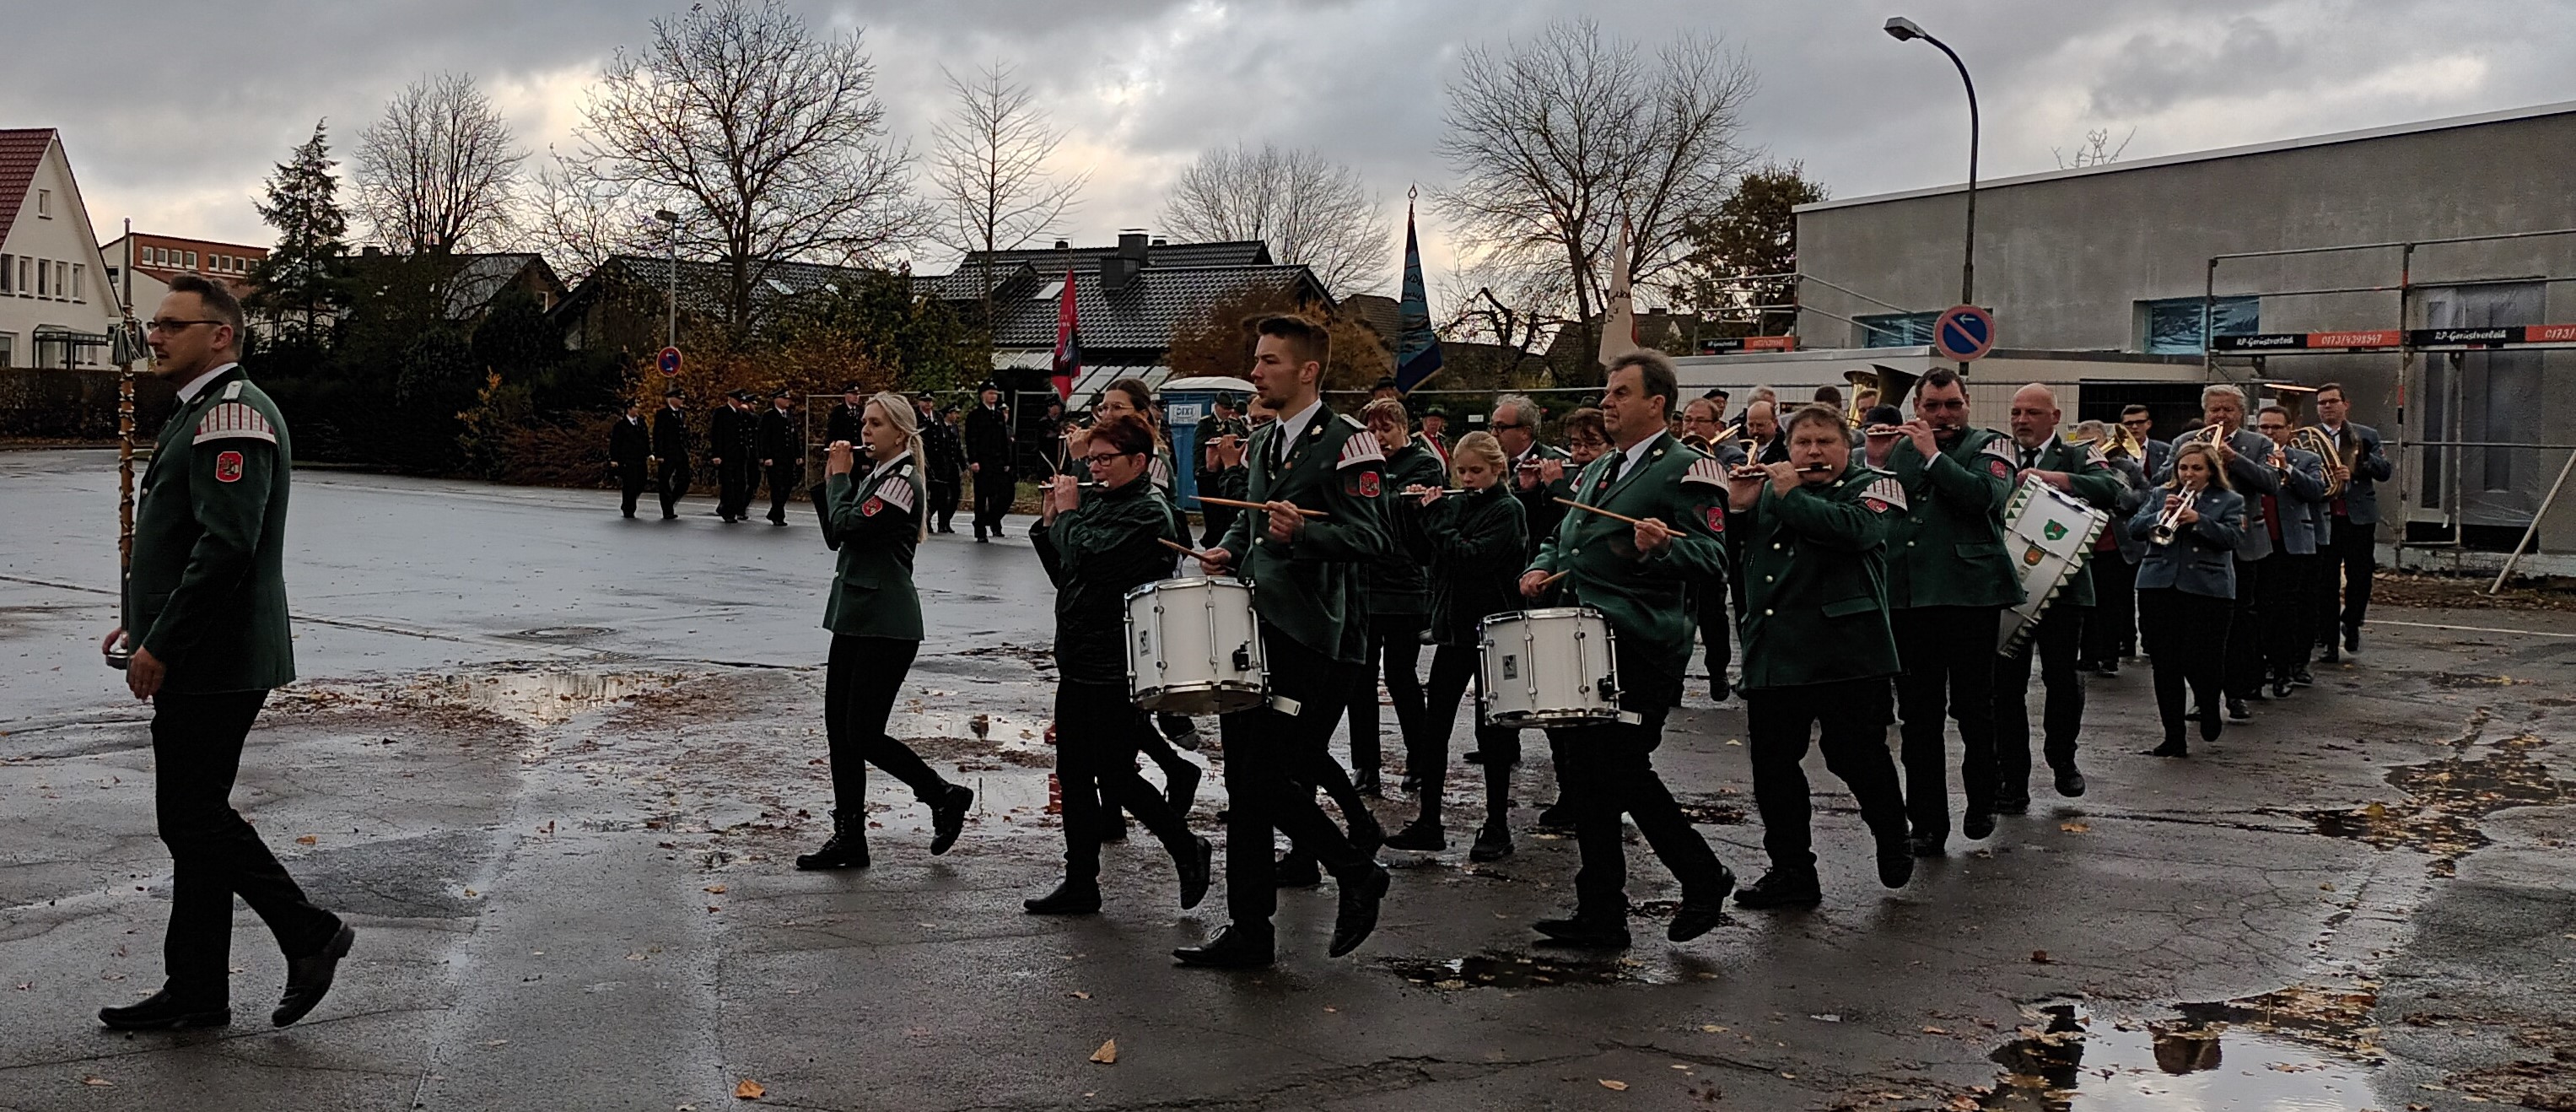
[1124,577,1268,715]
[1477,607,1622,727]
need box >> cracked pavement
[3,448,2572,1110]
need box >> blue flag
[1392,198,1444,394]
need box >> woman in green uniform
[796,392,976,871]
[1386,431,1528,861]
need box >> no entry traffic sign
[658,346,683,376]
[1932,305,1995,362]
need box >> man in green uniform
[1182,314,1393,969]
[1882,368,2024,855]
[1995,384,2128,808]
[1517,350,1737,948]
[96,273,353,1032]
[1727,403,1916,908]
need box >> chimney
[1150,237,1167,247]
[1054,240,1070,250]
[1103,229,1150,294]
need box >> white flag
[1596,218,1641,368]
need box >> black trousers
[930,479,961,532]
[1199,505,1238,550]
[1218,629,1368,926]
[768,463,798,522]
[1893,605,2002,838]
[2083,555,2139,663]
[2264,553,2319,678]
[1345,613,1427,776]
[151,690,342,1002]
[1996,602,2087,793]
[1746,677,1906,875]
[1561,661,1727,920]
[1695,576,1733,696]
[972,469,1014,531]
[1420,642,1521,824]
[1055,681,1192,881]
[2140,587,2229,742]
[823,634,950,813]
[716,460,749,519]
[618,463,649,517]
[658,462,692,518]
[2321,515,2375,637]
[2223,554,2271,699]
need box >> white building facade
[0,128,123,369]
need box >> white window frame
[70,263,84,302]
[35,189,51,218]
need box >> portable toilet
[1157,375,1255,510]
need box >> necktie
[2022,447,2038,470]
[1600,451,1625,489]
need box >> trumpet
[2149,488,2201,546]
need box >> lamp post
[655,208,680,349]
[1884,16,1979,320]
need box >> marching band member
[2254,405,2330,697]
[1079,378,1207,814]
[1993,385,2126,807]
[1679,396,1747,703]
[1184,314,1393,969]
[2131,441,2246,757]
[797,393,975,871]
[1727,404,1916,909]
[1345,398,1446,798]
[1517,350,1737,948]
[1495,393,1572,561]
[2163,385,2281,722]
[2077,420,2155,675]
[1388,431,1528,859]
[2309,383,2392,660]
[1023,414,1213,915]
[1882,369,2022,855]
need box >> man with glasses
[97,273,353,1031]
[2121,405,2171,480]
[2255,405,2330,695]
[2307,383,2390,659]
[1494,394,1571,560]
[1680,396,1747,703]
[1883,369,2022,856]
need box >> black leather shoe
[2227,698,2252,721]
[2148,741,2190,758]
[929,784,973,856]
[1732,869,1821,910]
[1327,864,1391,958]
[1964,810,1996,840]
[1165,761,1201,815]
[2055,768,2088,797]
[1024,879,1102,915]
[2269,679,2293,699]
[1876,834,1916,888]
[99,989,229,1031]
[1274,854,1323,888]
[1176,835,1212,910]
[1468,822,1513,862]
[1174,925,1275,969]
[1346,807,1387,859]
[272,923,355,1027]
[2343,624,2360,652]
[1382,818,1446,851]
[1533,915,1631,949]
[1098,814,1129,842]
[1669,900,1732,941]
[1991,791,2031,815]
[1354,767,1382,798]
[795,811,870,870]
[1910,834,1946,857]
[2290,669,2315,688]
[1534,802,1576,831]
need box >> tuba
[1844,364,1922,426]
[2288,425,2344,496]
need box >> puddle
[423,671,677,726]
[1982,996,2379,1110]
[1382,950,1682,991]
[2304,733,2573,875]
[2423,672,2532,689]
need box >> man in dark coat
[825,386,865,446]
[964,381,1016,541]
[610,400,650,518]
[653,390,693,520]
[709,393,748,522]
[759,390,800,526]
[916,392,967,534]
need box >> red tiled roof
[0,128,58,238]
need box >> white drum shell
[1124,577,1267,715]
[1477,607,1621,727]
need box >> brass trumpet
[2149,488,2201,546]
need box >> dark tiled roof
[1340,293,1401,343]
[0,129,57,236]
[568,255,886,320]
[985,263,1328,350]
[958,240,1272,278]
[346,251,567,319]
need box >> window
[0,333,13,368]
[0,253,10,294]
[186,251,197,269]
[34,189,50,218]
[56,261,68,300]
[1856,311,1938,348]
[34,258,46,297]
[152,247,164,265]
[2141,296,2259,354]
[15,256,27,294]
[70,263,83,302]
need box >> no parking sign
[1932,305,1995,362]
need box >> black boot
[1383,817,1446,851]
[272,922,356,1027]
[1328,862,1392,957]
[1175,835,1213,910]
[1024,878,1102,915]
[1469,821,1513,862]
[929,784,973,856]
[1733,868,1822,910]
[795,811,870,870]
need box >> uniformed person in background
[1517,350,1737,948]
[760,390,800,526]
[1184,314,1393,969]
[653,389,693,520]
[709,392,747,522]
[1493,393,1571,561]
[1349,398,1444,802]
[1993,384,2128,809]
[1193,390,1250,527]
[964,381,1016,542]
[97,273,354,1031]
[1741,399,1786,464]
[915,392,967,535]
[1726,403,1915,909]
[2254,404,2330,697]
[826,386,865,446]
[1883,368,2023,855]
[2307,383,2390,661]
[1679,395,1746,703]
[610,399,650,518]
[1416,405,1452,466]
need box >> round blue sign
[1932,305,1995,362]
[658,346,683,376]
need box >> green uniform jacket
[1528,433,1729,684]
[1398,484,1528,648]
[1032,478,1181,686]
[1362,442,1448,616]
[1217,407,1392,665]
[2012,436,2126,607]
[822,454,926,640]
[1727,463,1905,691]
[1883,427,2024,610]
[122,366,295,693]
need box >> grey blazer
[2316,422,2393,525]
[2129,487,2246,599]
[2157,429,2280,560]
[2143,438,2174,483]
[2104,456,2155,564]
[2267,446,2330,556]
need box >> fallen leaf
[1599,1079,1629,1091]
[1091,1039,1118,1065]
[1922,1025,1951,1034]
[294,835,318,845]
[734,1078,764,1099]
[704,885,728,894]
[2030,950,2052,964]
[1700,1024,1726,1033]
[83,1077,113,1088]
[1069,991,1090,1000]
[2057,822,2090,834]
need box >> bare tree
[568,0,926,329]
[522,148,654,285]
[352,73,526,255]
[2053,127,2136,169]
[926,62,1086,320]
[1435,19,1758,370]
[1160,143,1388,296]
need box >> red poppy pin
[214,451,244,483]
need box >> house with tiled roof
[100,230,267,322]
[0,128,122,369]
[549,254,882,354]
[345,247,563,323]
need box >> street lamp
[1885,16,1980,320]
[655,208,680,349]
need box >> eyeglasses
[2121,418,2151,426]
[1082,451,1134,465]
[1917,398,1967,412]
[144,318,224,333]
[1566,436,1607,451]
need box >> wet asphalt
[2,448,2572,1111]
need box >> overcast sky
[14,0,2572,296]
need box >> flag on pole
[1050,271,1080,401]
[1391,194,1445,395]
[1596,217,1642,367]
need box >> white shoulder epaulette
[1337,430,1384,468]
[194,401,277,445]
[1680,456,1726,488]
[1861,476,1909,511]
[872,474,917,512]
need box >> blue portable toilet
[1156,375,1255,510]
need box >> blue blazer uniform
[2128,487,2246,600]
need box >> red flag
[1050,273,1080,402]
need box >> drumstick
[1537,569,1571,588]
[1553,496,1662,529]
[1156,537,1211,560]
[1197,494,1326,518]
